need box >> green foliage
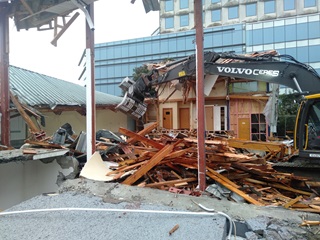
[276,94,303,138]
[132,65,149,81]
[278,94,302,115]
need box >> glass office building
[95,0,320,96]
[95,24,244,95]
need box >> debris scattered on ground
[3,121,320,215]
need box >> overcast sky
[9,1,159,84]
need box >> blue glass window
[285,25,296,41]
[177,38,186,51]
[180,0,188,9]
[252,29,263,45]
[212,0,220,3]
[284,0,295,11]
[165,17,174,29]
[246,3,256,17]
[297,23,308,40]
[274,26,285,42]
[305,0,316,8]
[223,31,232,45]
[180,15,189,27]
[160,39,169,52]
[228,6,238,19]
[211,9,221,22]
[264,0,275,14]
[263,28,274,44]
[285,48,297,59]
[165,0,173,12]
[309,21,320,39]
[309,45,320,62]
[246,30,253,46]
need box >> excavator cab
[296,94,320,157]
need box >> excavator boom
[116,51,320,119]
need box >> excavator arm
[116,51,320,119]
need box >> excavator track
[273,157,320,181]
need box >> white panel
[274,43,285,49]
[252,23,262,30]
[274,20,284,27]
[309,15,320,22]
[297,16,308,23]
[309,39,320,45]
[204,75,218,96]
[297,40,308,47]
[286,41,296,48]
[263,22,273,28]
[10,116,26,140]
[213,106,221,131]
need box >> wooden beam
[19,0,34,15]
[122,144,174,185]
[244,178,312,196]
[206,169,264,206]
[10,91,39,133]
[227,139,286,153]
[127,122,158,144]
[119,127,164,150]
[51,12,80,46]
[284,195,303,209]
[144,177,197,188]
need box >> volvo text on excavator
[116,51,320,175]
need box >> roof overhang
[7,0,95,31]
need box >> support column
[0,5,10,146]
[85,3,96,158]
[194,0,206,191]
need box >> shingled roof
[9,66,122,110]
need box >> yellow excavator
[116,51,320,174]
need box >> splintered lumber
[244,178,312,196]
[207,167,239,189]
[119,127,164,149]
[301,220,320,226]
[206,167,264,206]
[227,139,286,156]
[126,122,158,144]
[10,91,40,133]
[144,177,197,188]
[122,144,174,185]
[25,140,65,149]
[169,224,179,235]
[284,195,303,209]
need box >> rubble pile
[19,122,320,215]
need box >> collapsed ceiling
[6,0,95,31]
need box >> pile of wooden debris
[76,122,320,214]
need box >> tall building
[95,0,320,96]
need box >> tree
[132,65,149,81]
[276,93,303,138]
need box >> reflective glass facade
[95,25,244,95]
[246,14,320,73]
[95,14,320,96]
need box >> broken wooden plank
[144,177,197,188]
[206,170,264,206]
[207,167,240,189]
[127,122,158,144]
[119,127,164,149]
[244,178,312,196]
[227,139,287,155]
[284,195,303,209]
[10,91,40,133]
[122,144,174,185]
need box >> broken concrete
[1,179,320,239]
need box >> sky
[9,1,159,84]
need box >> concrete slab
[0,193,228,240]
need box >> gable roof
[9,66,122,110]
